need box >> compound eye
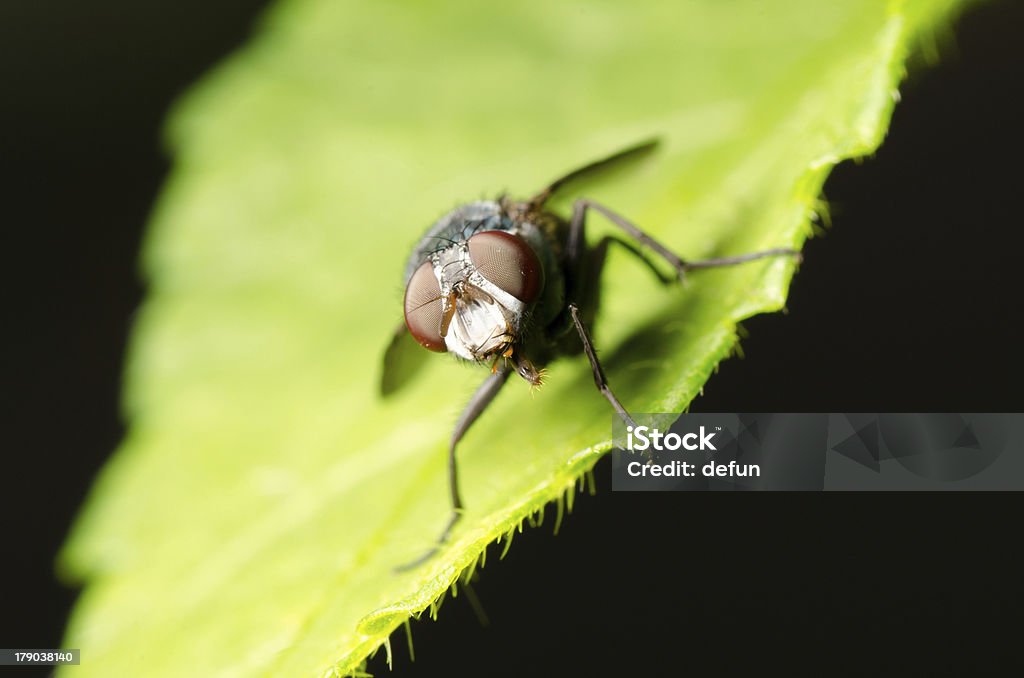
[467,231,543,303]
[404,262,447,352]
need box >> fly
[381,140,800,567]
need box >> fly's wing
[380,320,430,396]
[529,138,660,207]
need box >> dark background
[2,1,1022,675]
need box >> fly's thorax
[403,201,508,283]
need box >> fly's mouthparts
[439,291,457,338]
[513,353,543,387]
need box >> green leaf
[60,1,964,675]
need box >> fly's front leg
[445,363,511,534]
[568,198,801,283]
[397,363,511,571]
[567,304,638,430]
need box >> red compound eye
[403,261,447,352]
[467,231,543,303]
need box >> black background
[2,1,1022,675]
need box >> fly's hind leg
[567,199,801,283]
[396,363,511,571]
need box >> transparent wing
[529,138,660,207]
[380,320,431,396]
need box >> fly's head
[403,229,545,385]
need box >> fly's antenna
[529,138,660,208]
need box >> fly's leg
[560,239,659,434]
[590,236,679,285]
[567,304,637,430]
[396,363,511,571]
[567,198,801,282]
[564,236,683,421]
[561,198,800,438]
[445,364,511,531]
